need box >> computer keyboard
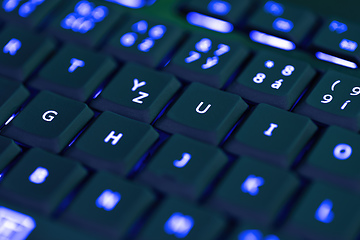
[1,0,360,239]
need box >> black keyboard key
[0,148,87,215]
[156,83,248,145]
[0,25,55,81]
[137,197,225,240]
[29,44,116,102]
[247,0,317,44]
[224,104,317,168]
[0,135,21,172]
[103,15,183,68]
[284,181,360,240]
[180,0,251,24]
[227,51,315,110]
[0,0,61,28]
[90,63,181,123]
[48,0,123,47]
[311,19,360,64]
[0,77,29,125]
[64,111,159,175]
[0,201,101,240]
[61,171,155,240]
[165,34,249,88]
[137,134,227,200]
[294,71,360,131]
[1,91,94,153]
[299,126,360,191]
[208,157,299,225]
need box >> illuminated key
[165,34,249,88]
[0,148,87,215]
[104,15,183,68]
[0,25,55,81]
[61,172,155,239]
[284,181,360,240]
[137,134,227,200]
[208,157,299,225]
[311,19,360,65]
[48,0,123,47]
[0,206,35,239]
[247,0,316,44]
[299,126,360,191]
[224,104,317,168]
[138,197,225,240]
[0,0,60,28]
[29,44,116,101]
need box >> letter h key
[104,131,123,145]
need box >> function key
[294,71,360,131]
[0,0,61,28]
[0,25,55,82]
[0,136,21,172]
[299,126,360,191]
[1,91,94,153]
[165,34,249,88]
[137,134,227,200]
[29,44,116,102]
[137,197,225,240]
[284,182,360,240]
[227,51,315,110]
[247,0,317,44]
[64,111,159,175]
[0,148,87,215]
[224,104,317,168]
[155,83,248,145]
[90,63,181,123]
[0,77,29,125]
[47,0,123,47]
[103,15,183,68]
[208,157,299,225]
[61,171,155,239]
[180,0,251,30]
[311,19,360,65]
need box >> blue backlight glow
[249,30,296,51]
[195,38,212,53]
[18,0,45,17]
[4,114,16,125]
[329,20,348,34]
[96,190,121,211]
[186,12,233,33]
[241,175,264,196]
[339,39,358,52]
[238,230,280,240]
[333,143,352,160]
[0,207,36,239]
[315,199,334,223]
[3,38,21,55]
[273,18,293,32]
[132,20,148,34]
[61,1,108,34]
[29,167,49,184]
[149,25,166,39]
[2,0,19,12]
[120,32,137,47]
[208,0,231,16]
[105,0,156,9]
[264,1,284,16]
[315,52,358,69]
[164,213,194,238]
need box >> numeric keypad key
[295,71,360,131]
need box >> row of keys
[1,143,360,239]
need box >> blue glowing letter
[195,38,212,53]
[186,12,233,33]
[265,60,275,68]
[241,175,264,196]
[339,39,358,52]
[249,30,296,51]
[315,199,334,223]
[329,20,348,34]
[264,1,284,16]
[238,230,280,240]
[333,143,352,160]
[164,213,194,238]
[68,58,85,73]
[29,167,49,184]
[2,0,20,12]
[3,38,21,56]
[208,0,231,16]
[0,207,36,239]
[273,18,293,32]
[132,20,148,34]
[148,25,166,39]
[120,32,137,47]
[173,153,192,168]
[96,190,121,211]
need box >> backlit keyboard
[1,0,360,240]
